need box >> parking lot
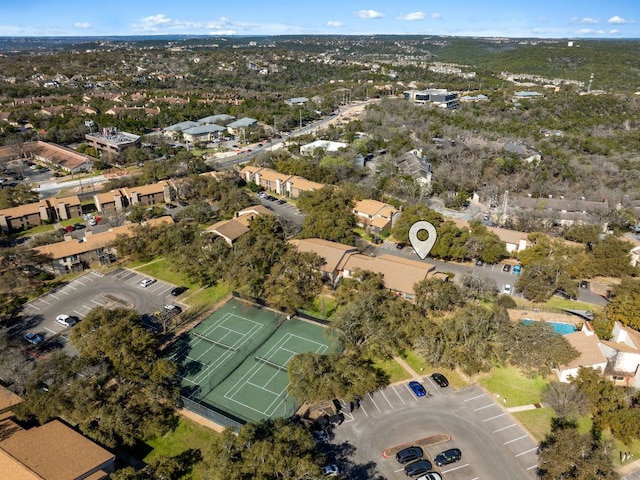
[20,268,184,353]
[329,381,538,480]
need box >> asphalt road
[329,383,538,480]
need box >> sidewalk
[393,356,423,379]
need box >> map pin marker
[409,221,437,260]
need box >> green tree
[264,249,324,313]
[287,353,387,404]
[298,186,356,245]
[414,278,464,313]
[0,184,39,208]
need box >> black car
[166,203,176,209]
[431,372,449,388]
[502,264,511,273]
[404,459,433,477]
[73,223,86,230]
[434,448,462,466]
[396,242,407,249]
[171,286,188,296]
[396,446,423,464]
[276,199,286,205]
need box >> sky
[1,0,639,38]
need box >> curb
[381,433,452,458]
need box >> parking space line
[493,424,516,433]
[29,304,40,311]
[44,327,57,334]
[392,386,407,406]
[394,468,404,473]
[527,464,538,471]
[91,299,105,305]
[74,310,85,317]
[359,403,368,416]
[504,434,529,444]
[58,289,70,295]
[483,413,506,422]
[368,393,382,412]
[49,293,60,300]
[515,447,538,457]
[75,280,87,286]
[465,394,486,402]
[380,390,394,409]
[39,298,50,305]
[473,403,496,411]
[441,463,469,473]
[67,284,77,290]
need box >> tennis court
[171,298,335,424]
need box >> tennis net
[193,332,239,352]
[254,356,288,372]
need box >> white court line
[483,413,506,422]
[474,403,496,411]
[493,424,516,433]
[465,393,486,402]
[505,434,528,444]
[368,392,382,412]
[380,389,394,408]
[441,463,469,473]
[392,386,407,406]
[527,465,538,471]
[516,447,539,457]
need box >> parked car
[502,264,511,273]
[416,473,443,480]
[502,284,513,295]
[166,203,176,209]
[140,278,156,288]
[431,373,449,388]
[512,265,521,275]
[73,223,86,230]
[56,314,77,327]
[163,304,182,315]
[171,286,188,296]
[24,332,44,345]
[396,446,424,464]
[276,199,286,205]
[321,464,339,477]
[475,259,485,266]
[396,242,407,249]
[408,381,426,398]
[434,448,462,466]
[404,459,433,477]
[88,218,97,226]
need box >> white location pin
[408,221,438,260]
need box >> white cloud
[132,14,207,32]
[397,12,425,21]
[208,30,237,35]
[537,17,548,23]
[355,10,384,19]
[609,29,618,34]
[608,15,633,25]
[571,17,598,24]
[431,13,442,20]
[577,28,605,35]
[74,22,92,29]
[326,21,344,28]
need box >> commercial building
[85,128,141,155]
[404,89,459,109]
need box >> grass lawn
[185,283,232,309]
[400,350,428,373]
[136,258,196,288]
[372,357,412,383]
[17,223,55,236]
[543,296,602,312]
[144,416,218,467]
[305,295,338,319]
[399,350,468,389]
[513,408,555,441]
[60,217,83,227]
[479,366,549,406]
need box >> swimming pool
[522,319,577,335]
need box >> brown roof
[370,216,391,229]
[353,199,396,217]
[289,238,358,275]
[257,169,292,183]
[0,449,41,480]
[125,181,169,197]
[559,331,607,370]
[0,386,22,412]
[288,176,325,192]
[34,217,173,259]
[343,253,436,295]
[486,226,530,247]
[0,419,114,480]
[205,219,249,242]
[239,165,262,176]
[51,195,81,207]
[93,190,123,204]
[0,202,44,219]
[237,205,274,218]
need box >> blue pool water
[522,319,577,335]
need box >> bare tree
[542,381,590,420]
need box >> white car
[321,465,339,477]
[56,314,77,327]
[502,284,513,295]
[140,278,156,288]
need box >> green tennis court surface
[170,298,336,423]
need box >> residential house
[163,121,200,139]
[0,419,115,480]
[300,140,348,156]
[393,150,432,186]
[555,322,607,383]
[34,216,174,274]
[0,196,82,233]
[93,189,128,215]
[205,204,273,246]
[513,91,545,101]
[289,238,358,285]
[0,141,93,173]
[239,166,325,199]
[0,385,22,418]
[198,114,235,125]
[600,322,640,387]
[284,97,308,105]
[226,117,258,136]
[450,218,530,254]
[182,124,225,144]
[352,199,400,235]
[93,181,172,214]
[342,253,437,301]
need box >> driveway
[20,268,182,354]
[329,382,538,480]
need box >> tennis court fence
[180,395,244,431]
